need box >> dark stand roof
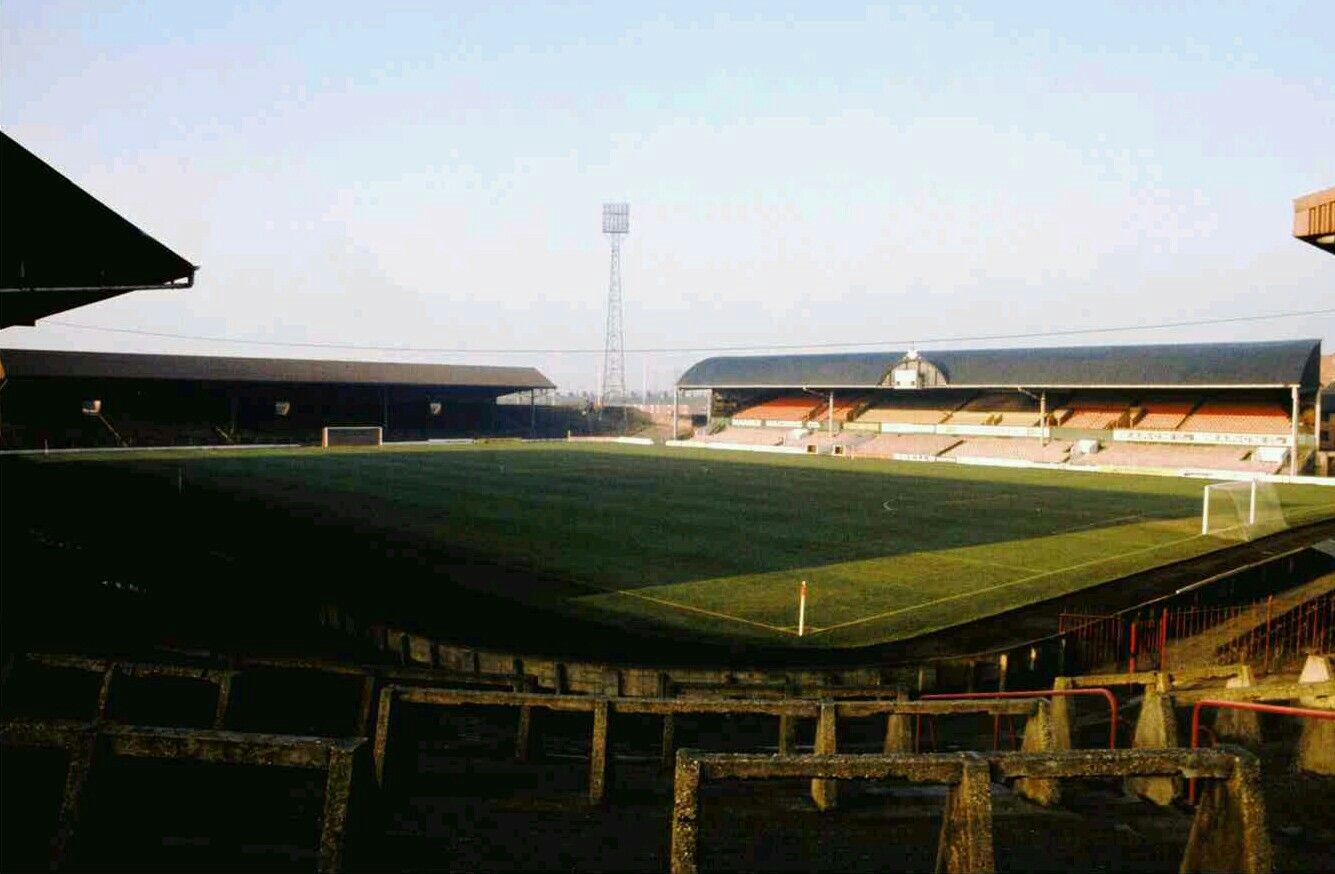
[0,348,555,392]
[679,339,1322,391]
[1,131,197,327]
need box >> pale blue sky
[2,2,1332,391]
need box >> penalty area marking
[930,551,1044,576]
[804,521,1248,638]
[605,504,1334,642]
[881,493,1025,513]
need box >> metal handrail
[1188,698,1335,802]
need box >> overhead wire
[36,306,1335,356]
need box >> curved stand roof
[678,339,1322,392]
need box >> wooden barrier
[670,747,1270,874]
[0,720,365,873]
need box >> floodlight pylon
[600,202,629,406]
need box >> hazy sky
[2,1,1332,392]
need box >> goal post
[1201,480,1286,539]
[321,425,383,447]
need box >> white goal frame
[321,425,384,448]
[1201,480,1257,535]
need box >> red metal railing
[1187,699,1335,802]
[1059,590,1334,674]
[1221,593,1334,669]
[920,688,1119,749]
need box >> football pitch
[30,442,1335,647]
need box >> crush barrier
[669,747,1271,874]
[0,720,365,873]
[1114,675,1335,804]
[4,652,535,738]
[8,653,237,728]
[922,688,1118,750]
[1188,700,1335,799]
[370,687,1052,807]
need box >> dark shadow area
[1,447,1210,596]
[4,450,1335,668]
[0,746,67,872]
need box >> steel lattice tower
[600,202,629,405]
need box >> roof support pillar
[1040,390,1048,447]
[1290,385,1300,476]
[673,388,680,441]
[530,389,536,437]
[1315,389,1323,455]
[828,391,835,437]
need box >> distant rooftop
[0,348,555,393]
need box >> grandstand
[850,432,962,459]
[675,339,1325,477]
[0,348,555,448]
[0,132,196,328]
[1179,399,1294,435]
[853,394,957,426]
[731,394,825,425]
[1129,397,1196,431]
[1057,396,1132,429]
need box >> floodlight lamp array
[602,202,629,235]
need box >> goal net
[321,426,383,447]
[1201,480,1286,540]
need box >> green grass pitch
[38,442,1335,647]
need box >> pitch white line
[804,526,1232,638]
[613,588,796,635]
[930,551,1044,575]
[1050,513,1145,535]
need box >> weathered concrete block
[1125,688,1181,806]
[318,747,357,874]
[660,713,677,773]
[669,752,702,874]
[1295,696,1335,776]
[1049,677,1074,751]
[934,755,996,874]
[778,714,797,756]
[1298,654,1333,684]
[1181,747,1273,873]
[406,635,433,665]
[1213,674,1262,746]
[883,713,914,754]
[515,705,537,762]
[589,699,612,806]
[1295,654,1335,775]
[810,704,838,811]
[1013,701,1060,807]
